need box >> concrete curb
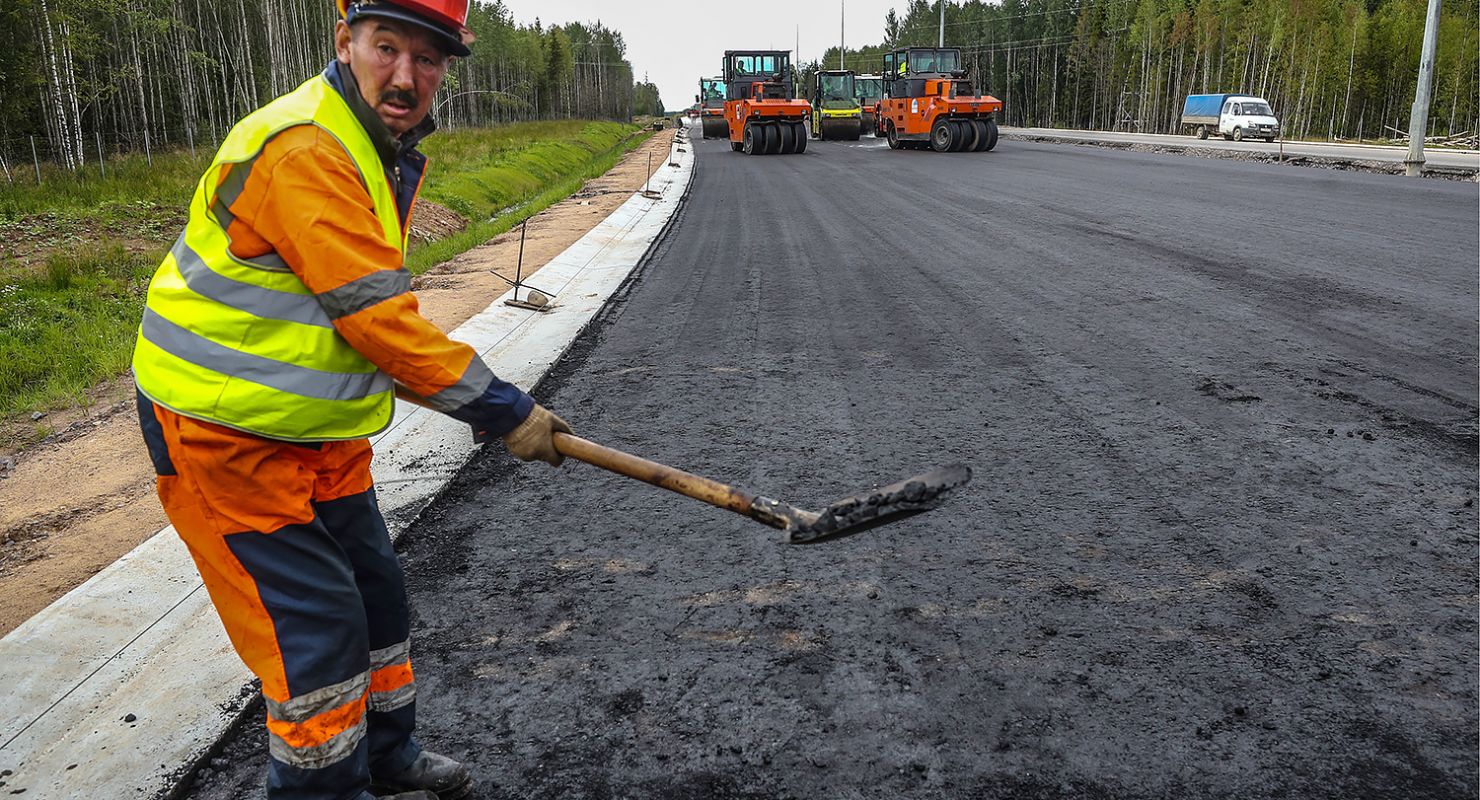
[0,123,697,799]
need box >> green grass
[0,119,650,423]
[408,121,652,272]
[0,244,160,416]
[0,151,209,217]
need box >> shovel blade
[786,463,972,544]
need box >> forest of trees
[0,0,646,175]
[811,0,1476,141]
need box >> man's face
[335,17,450,136]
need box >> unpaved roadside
[1002,129,1480,180]
[0,128,677,636]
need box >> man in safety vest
[131,0,564,797]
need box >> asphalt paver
[184,135,1479,799]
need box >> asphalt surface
[185,131,1479,799]
[1006,126,1480,172]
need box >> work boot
[371,750,472,800]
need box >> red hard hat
[337,0,473,56]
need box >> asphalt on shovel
[397,386,971,544]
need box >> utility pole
[1403,0,1442,177]
[841,1,846,70]
[939,0,946,47]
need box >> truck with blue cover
[1181,93,1281,142]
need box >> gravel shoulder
[185,135,1479,799]
[1003,127,1480,178]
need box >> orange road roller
[876,47,1003,152]
[722,50,812,156]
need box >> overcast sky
[497,0,904,111]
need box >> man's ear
[334,19,353,64]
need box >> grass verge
[408,122,652,273]
[0,119,651,428]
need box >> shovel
[397,386,971,544]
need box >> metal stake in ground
[642,152,662,199]
[500,219,555,312]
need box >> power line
[888,0,1137,36]
[953,27,1132,54]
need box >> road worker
[130,0,568,797]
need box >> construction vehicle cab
[811,70,862,141]
[878,47,1002,152]
[854,74,883,136]
[698,77,728,139]
[723,50,812,155]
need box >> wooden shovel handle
[553,432,757,516]
[393,384,759,518]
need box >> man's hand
[497,404,572,466]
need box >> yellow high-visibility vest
[132,73,403,441]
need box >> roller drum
[701,116,728,139]
[819,117,862,142]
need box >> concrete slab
[0,124,696,799]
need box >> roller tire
[886,120,902,150]
[952,121,971,152]
[967,119,989,151]
[742,124,760,155]
[959,120,981,152]
[778,122,796,154]
[792,122,808,154]
[982,118,999,151]
[763,124,781,154]
[931,118,955,152]
[731,141,743,152]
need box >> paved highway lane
[187,133,1479,799]
[1007,125,1480,171]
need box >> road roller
[877,47,1003,152]
[698,77,728,139]
[854,74,883,136]
[722,50,812,155]
[810,70,862,141]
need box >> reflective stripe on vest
[132,73,405,442]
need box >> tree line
[810,0,1476,141]
[0,0,649,175]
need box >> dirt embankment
[0,128,677,636]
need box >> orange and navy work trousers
[137,392,420,800]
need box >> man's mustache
[380,89,418,108]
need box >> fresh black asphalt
[185,133,1480,800]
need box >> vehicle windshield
[819,74,854,102]
[855,78,883,102]
[701,80,725,103]
[730,54,788,77]
[907,49,961,74]
[1239,101,1273,116]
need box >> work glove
[496,404,571,466]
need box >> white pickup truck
[1181,94,1281,142]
